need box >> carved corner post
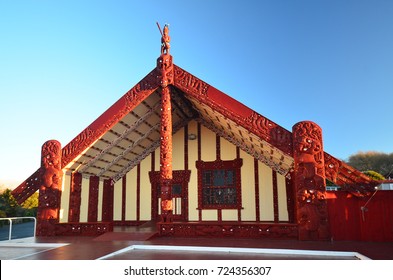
[37,140,63,236]
[292,121,330,240]
[157,23,174,223]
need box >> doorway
[149,170,191,221]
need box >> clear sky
[1,0,392,188]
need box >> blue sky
[1,0,392,188]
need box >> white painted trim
[97,244,370,260]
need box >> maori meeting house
[12,25,382,241]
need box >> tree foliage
[347,151,393,178]
[363,170,385,181]
[0,188,38,218]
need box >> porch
[1,221,393,260]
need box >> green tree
[363,170,385,181]
[0,188,21,217]
[21,192,39,217]
[0,188,38,217]
[347,151,393,177]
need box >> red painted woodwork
[102,179,114,222]
[122,175,126,222]
[61,69,160,169]
[327,191,393,241]
[11,169,41,205]
[12,25,383,240]
[53,222,113,236]
[151,149,156,172]
[158,222,298,239]
[272,170,279,222]
[197,122,202,161]
[159,87,173,222]
[174,65,292,156]
[285,172,296,223]
[157,24,175,223]
[324,153,379,195]
[37,140,63,236]
[88,176,99,222]
[196,158,243,210]
[184,124,189,170]
[292,121,330,240]
[216,134,221,160]
[254,159,260,222]
[68,172,82,222]
[150,170,191,221]
[12,68,160,205]
[136,164,141,222]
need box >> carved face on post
[292,121,329,240]
[41,140,62,189]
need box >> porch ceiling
[186,94,294,176]
[64,89,196,181]
[64,85,294,182]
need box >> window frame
[196,158,243,210]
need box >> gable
[12,63,378,204]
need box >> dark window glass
[201,169,237,208]
[172,184,182,196]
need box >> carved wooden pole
[292,121,330,240]
[160,86,173,222]
[37,140,63,236]
[157,23,174,222]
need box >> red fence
[327,191,393,241]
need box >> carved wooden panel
[292,121,330,240]
[158,222,298,239]
[37,140,63,236]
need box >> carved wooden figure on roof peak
[157,23,173,87]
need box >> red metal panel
[327,191,393,241]
[327,192,361,240]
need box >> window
[196,159,242,209]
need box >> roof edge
[12,67,161,204]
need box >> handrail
[0,217,37,241]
